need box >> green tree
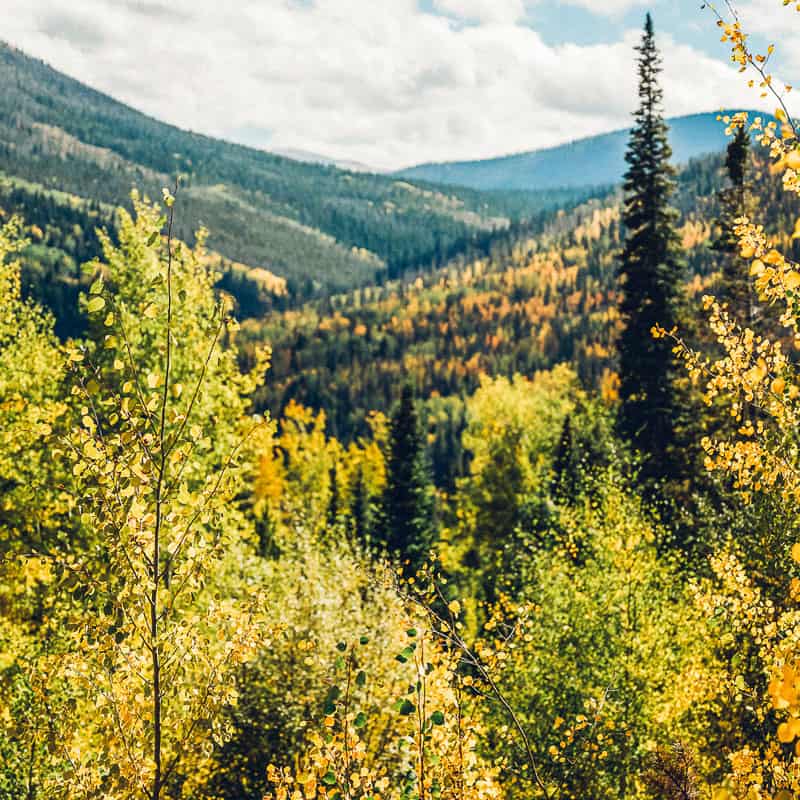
[713,126,755,328]
[617,13,686,484]
[350,463,372,547]
[379,384,435,574]
[19,191,272,800]
[482,469,707,799]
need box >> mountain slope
[245,147,799,466]
[397,112,764,191]
[0,41,572,297]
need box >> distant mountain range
[0,40,574,300]
[396,112,765,191]
[0,38,764,309]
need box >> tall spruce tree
[617,13,685,483]
[379,384,436,574]
[713,126,755,328]
[327,463,340,532]
[350,463,371,547]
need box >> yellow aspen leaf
[765,249,785,266]
[786,149,800,170]
[87,296,105,313]
[778,721,796,742]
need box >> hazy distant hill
[397,112,765,191]
[268,147,380,173]
[0,41,577,298]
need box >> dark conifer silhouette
[617,13,686,483]
[379,384,435,574]
[713,126,755,327]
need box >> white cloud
[432,0,526,24]
[4,0,761,170]
[562,0,648,14]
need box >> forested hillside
[244,149,800,484]
[0,41,588,302]
[7,6,800,800]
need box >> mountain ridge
[0,39,582,301]
[396,111,770,191]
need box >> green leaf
[430,710,445,726]
[395,644,415,663]
[336,641,347,652]
[327,686,341,702]
[406,628,417,637]
[398,699,416,716]
[146,231,159,247]
[359,635,369,645]
[87,296,106,313]
[323,685,340,714]
[353,712,367,729]
[356,670,366,687]
[321,772,337,787]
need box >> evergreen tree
[327,463,340,533]
[379,384,436,574]
[351,463,371,547]
[551,415,579,500]
[713,126,755,327]
[617,13,686,484]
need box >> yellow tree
[0,213,73,800]
[663,4,800,796]
[0,214,69,552]
[27,189,271,800]
[264,611,503,800]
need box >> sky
[4,0,795,170]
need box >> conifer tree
[351,463,371,547]
[617,13,685,483]
[379,384,435,574]
[713,126,755,327]
[327,463,340,532]
[551,415,579,500]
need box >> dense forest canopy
[6,4,800,800]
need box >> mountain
[0,41,578,305]
[268,147,380,173]
[245,145,800,481]
[396,112,765,191]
